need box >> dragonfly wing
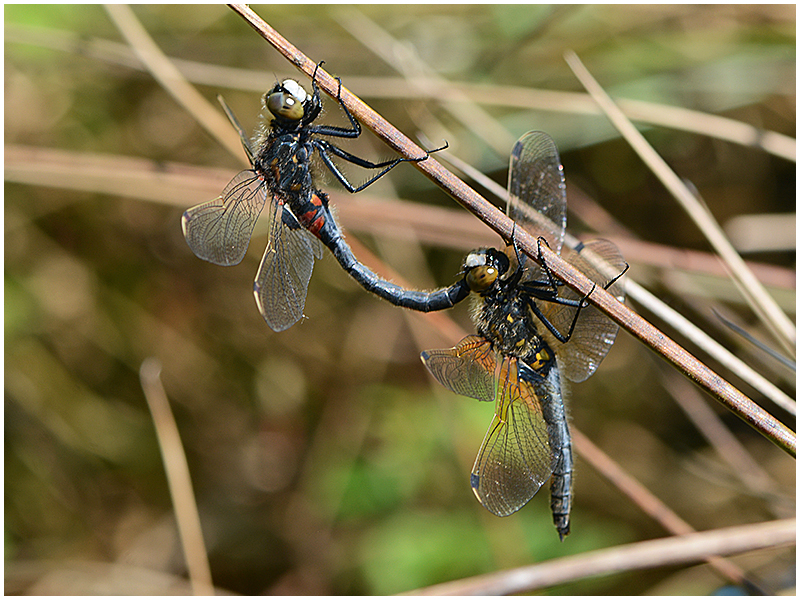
[571,239,627,304]
[182,170,267,266]
[253,202,320,332]
[507,132,566,257]
[421,336,496,402]
[470,357,556,517]
[539,239,627,382]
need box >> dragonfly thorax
[471,280,551,371]
[252,132,315,200]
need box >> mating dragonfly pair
[182,65,627,539]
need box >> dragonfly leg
[603,261,629,290]
[536,236,564,295]
[528,281,594,345]
[312,137,445,193]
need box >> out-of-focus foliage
[5,4,795,595]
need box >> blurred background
[5,4,795,595]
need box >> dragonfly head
[463,248,510,294]
[265,79,311,124]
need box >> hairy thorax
[254,129,315,198]
[472,288,552,372]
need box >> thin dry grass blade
[104,4,244,163]
[332,8,517,155]
[405,518,795,595]
[139,359,214,596]
[571,430,766,592]
[659,369,780,496]
[564,50,796,357]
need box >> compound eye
[266,90,305,121]
[466,265,499,293]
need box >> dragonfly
[182,63,470,331]
[421,131,627,539]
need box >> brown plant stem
[228,4,795,457]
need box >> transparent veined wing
[421,336,497,402]
[470,356,557,517]
[253,201,324,332]
[181,170,267,266]
[507,132,567,259]
[536,239,627,383]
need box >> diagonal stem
[226,4,795,457]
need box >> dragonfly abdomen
[330,240,470,311]
[312,223,469,312]
[295,190,328,237]
[535,366,572,540]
